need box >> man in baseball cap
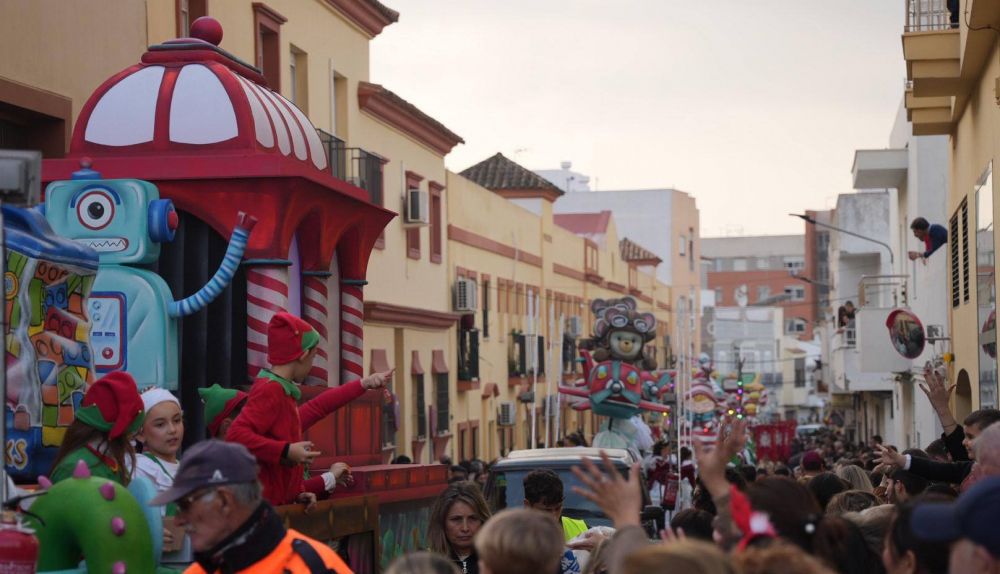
[152,439,352,573]
[911,475,1000,572]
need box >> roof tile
[460,153,562,193]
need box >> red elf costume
[227,312,369,505]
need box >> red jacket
[227,371,364,505]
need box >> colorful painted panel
[379,500,432,570]
[3,206,98,481]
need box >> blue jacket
[923,224,948,258]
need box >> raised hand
[919,366,958,431]
[362,369,395,390]
[571,451,642,528]
[874,444,905,468]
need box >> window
[756,285,771,302]
[783,257,805,273]
[430,182,444,263]
[585,242,599,275]
[435,373,449,434]
[482,277,491,338]
[714,287,724,304]
[289,46,308,112]
[406,171,423,259]
[414,372,426,438]
[962,199,970,303]
[253,3,286,91]
[458,327,479,381]
[679,235,687,256]
[756,257,770,270]
[0,78,71,158]
[176,0,207,37]
[785,319,807,334]
[784,286,805,301]
[688,228,694,271]
[951,208,961,307]
[794,358,806,387]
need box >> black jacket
[909,455,973,485]
[451,550,480,574]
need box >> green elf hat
[267,312,320,366]
[199,384,248,437]
[76,371,145,440]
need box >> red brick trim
[457,380,480,392]
[322,0,398,38]
[448,225,542,267]
[365,301,461,329]
[553,263,586,281]
[358,83,463,155]
[607,281,627,294]
[656,301,672,311]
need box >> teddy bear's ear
[633,313,656,336]
[593,318,610,339]
[591,299,609,316]
[620,297,638,311]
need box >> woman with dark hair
[427,482,492,574]
[812,514,886,574]
[808,473,851,511]
[881,499,949,574]
[49,372,145,485]
[746,477,822,551]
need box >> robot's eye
[77,190,115,230]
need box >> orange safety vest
[183,529,353,574]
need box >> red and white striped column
[302,272,330,386]
[246,265,289,380]
[340,281,365,384]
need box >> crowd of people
[384,364,1000,574]
[35,302,1000,573]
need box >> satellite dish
[886,308,926,359]
[734,284,749,308]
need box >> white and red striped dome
[73,18,327,172]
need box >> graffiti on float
[3,206,99,481]
[380,502,432,568]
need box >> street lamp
[790,213,894,265]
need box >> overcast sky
[370,1,905,237]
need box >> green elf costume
[50,371,145,484]
[199,384,248,439]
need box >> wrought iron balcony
[906,0,955,32]
[317,129,384,205]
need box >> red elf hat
[267,312,320,366]
[76,371,145,440]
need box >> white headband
[141,387,180,413]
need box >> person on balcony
[907,217,948,262]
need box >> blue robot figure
[43,161,256,390]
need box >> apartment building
[702,235,814,339]
[901,0,998,416]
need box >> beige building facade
[902,0,999,417]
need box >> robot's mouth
[81,238,130,252]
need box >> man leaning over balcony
[907,217,948,263]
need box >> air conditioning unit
[498,401,517,426]
[403,187,430,226]
[453,277,478,312]
[565,316,583,338]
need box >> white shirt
[134,454,179,495]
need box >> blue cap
[911,476,1000,556]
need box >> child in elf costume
[134,387,192,563]
[200,383,247,439]
[227,312,392,506]
[202,383,351,500]
[49,371,145,485]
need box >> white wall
[554,189,675,284]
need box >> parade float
[559,297,673,450]
[1,17,447,572]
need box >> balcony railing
[316,129,384,205]
[905,0,955,32]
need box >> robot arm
[169,212,257,317]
